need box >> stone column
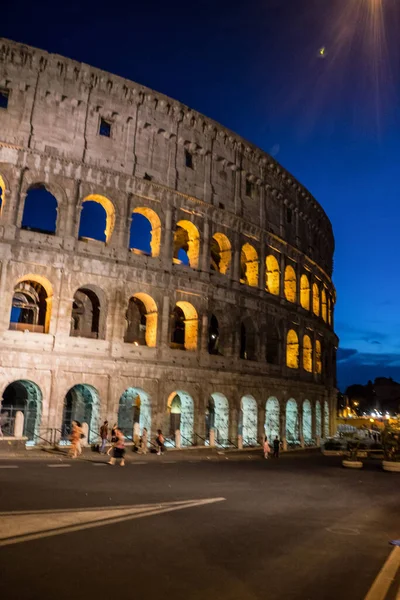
[280,253,286,299]
[200,217,210,273]
[3,168,23,229]
[259,235,266,292]
[258,404,266,444]
[298,401,304,447]
[0,260,9,330]
[160,295,171,348]
[163,206,173,265]
[200,313,209,354]
[280,401,287,450]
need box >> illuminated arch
[286,398,299,444]
[130,207,161,257]
[327,296,332,325]
[312,283,320,316]
[173,220,200,268]
[321,288,327,322]
[118,387,151,437]
[1,379,42,442]
[302,399,312,442]
[80,194,115,244]
[61,384,100,443]
[265,397,280,442]
[0,173,6,215]
[207,393,229,445]
[300,274,310,310]
[240,395,258,446]
[266,255,280,295]
[11,274,53,334]
[303,334,313,372]
[315,339,322,374]
[284,265,297,303]
[315,401,322,437]
[286,329,299,369]
[167,390,194,445]
[324,400,330,437]
[124,293,158,347]
[70,285,106,340]
[170,301,198,351]
[240,243,259,287]
[210,233,231,274]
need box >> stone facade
[0,38,338,447]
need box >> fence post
[14,411,24,438]
[175,429,181,449]
[238,434,243,450]
[209,428,215,448]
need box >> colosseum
[0,38,338,450]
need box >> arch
[207,393,229,445]
[208,314,221,355]
[210,232,231,274]
[324,400,330,437]
[0,173,6,215]
[240,243,259,287]
[240,395,258,446]
[285,398,299,444]
[315,339,322,374]
[266,316,280,364]
[124,293,157,347]
[302,399,312,442]
[240,317,256,360]
[321,288,327,322]
[284,265,297,303]
[1,380,42,442]
[300,274,310,310]
[173,220,200,268]
[21,184,58,235]
[118,387,151,438]
[79,194,115,244]
[10,276,53,334]
[312,283,320,316]
[315,401,322,437]
[130,207,161,257]
[170,301,198,351]
[61,384,100,444]
[70,286,106,340]
[167,390,194,446]
[303,334,313,372]
[266,255,280,295]
[265,397,280,443]
[286,329,299,369]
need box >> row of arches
[0,379,331,447]
[2,181,334,323]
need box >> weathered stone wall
[0,39,338,443]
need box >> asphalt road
[0,452,398,600]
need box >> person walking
[263,436,270,459]
[139,427,148,455]
[69,420,83,459]
[273,436,280,458]
[99,420,108,454]
[156,429,165,455]
[108,427,125,466]
[107,423,118,456]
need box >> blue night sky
[3,0,400,390]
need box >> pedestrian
[108,427,125,467]
[156,429,165,455]
[69,420,83,458]
[263,436,270,459]
[99,420,108,454]
[107,423,118,456]
[139,427,148,455]
[273,436,280,458]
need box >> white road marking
[92,463,107,467]
[0,497,225,547]
[47,464,71,468]
[364,546,400,600]
[0,465,19,469]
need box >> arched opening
[129,207,161,257]
[21,184,58,235]
[300,274,310,310]
[0,174,5,214]
[321,288,327,322]
[10,277,52,334]
[324,400,330,437]
[173,220,200,268]
[210,233,231,274]
[167,391,194,446]
[286,398,299,445]
[328,296,333,326]
[170,301,198,351]
[70,287,103,339]
[118,388,151,438]
[316,401,322,437]
[286,329,299,369]
[61,384,100,443]
[0,380,42,442]
[240,318,256,360]
[124,293,157,347]
[206,393,229,446]
[240,395,258,446]
[266,255,280,295]
[208,314,221,355]
[266,316,280,365]
[315,340,322,374]
[240,243,259,287]
[312,283,320,316]
[303,334,313,372]
[78,194,115,244]
[265,397,280,443]
[302,399,312,443]
[284,265,297,303]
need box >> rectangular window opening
[246,180,253,197]
[185,149,193,169]
[143,173,152,181]
[219,202,225,210]
[286,208,292,223]
[0,89,9,110]
[99,117,112,137]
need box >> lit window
[0,89,9,110]
[99,118,111,137]
[185,149,193,169]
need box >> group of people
[263,435,281,459]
